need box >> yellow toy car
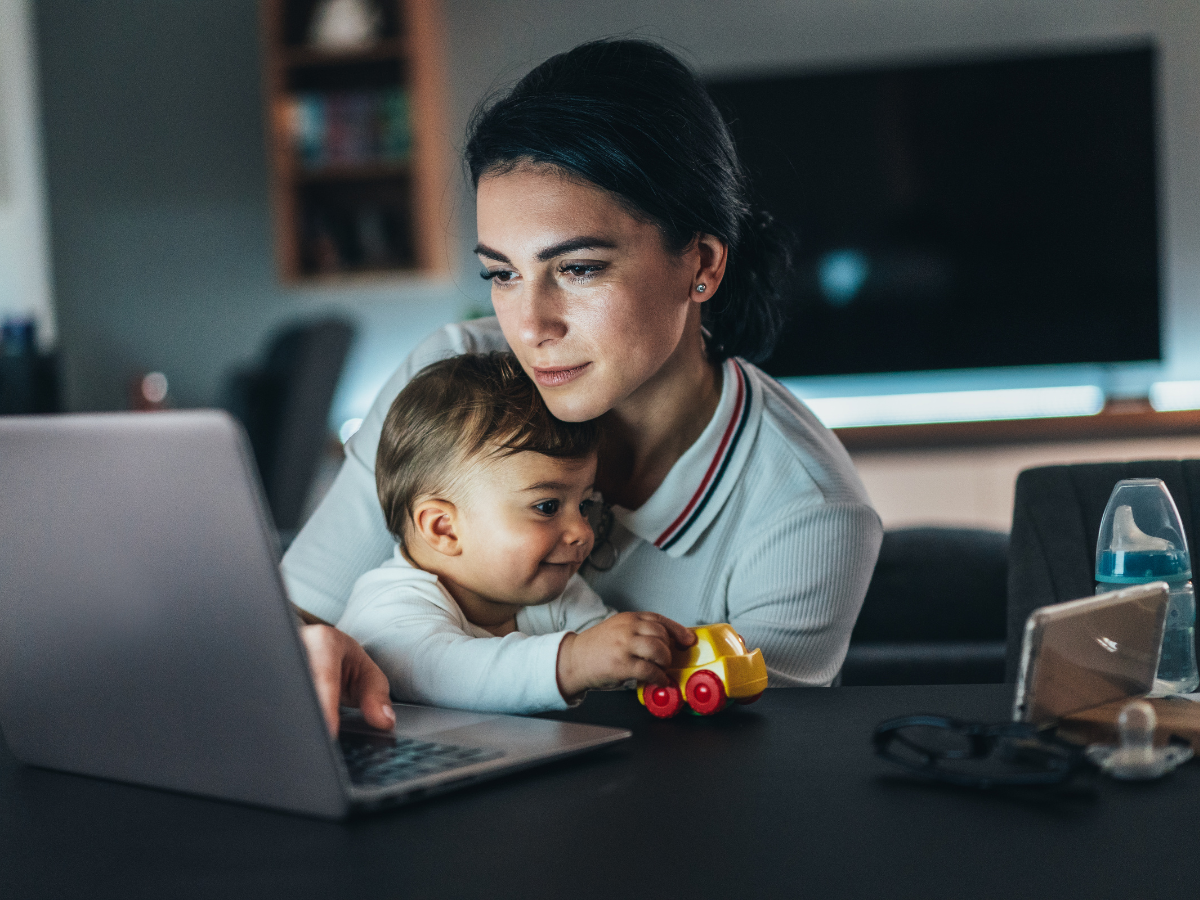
[636,623,767,718]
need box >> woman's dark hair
[465,39,792,364]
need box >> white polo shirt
[282,317,882,687]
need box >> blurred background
[3,0,1200,538]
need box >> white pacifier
[1085,700,1192,780]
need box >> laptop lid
[0,411,353,817]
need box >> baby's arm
[551,575,696,701]
[556,612,695,701]
[338,567,572,714]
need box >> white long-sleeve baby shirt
[336,548,613,714]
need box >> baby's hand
[556,612,696,702]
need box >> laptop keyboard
[338,732,504,788]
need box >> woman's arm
[298,623,396,736]
[725,501,882,687]
[284,460,397,625]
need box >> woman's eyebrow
[473,237,616,265]
[474,243,511,264]
[534,236,616,261]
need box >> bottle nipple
[1114,701,1157,769]
[1111,505,1173,552]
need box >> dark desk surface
[4,683,1199,900]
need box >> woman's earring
[696,283,707,293]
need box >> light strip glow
[1149,381,1200,412]
[338,417,364,444]
[795,385,1105,429]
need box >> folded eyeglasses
[873,714,1089,789]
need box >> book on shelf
[301,202,411,274]
[286,88,411,170]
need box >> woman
[287,39,882,733]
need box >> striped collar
[610,358,762,558]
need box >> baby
[336,352,693,714]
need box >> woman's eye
[481,268,517,284]
[534,499,560,516]
[560,263,604,281]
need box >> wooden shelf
[296,160,411,182]
[281,38,406,68]
[834,401,1200,452]
[261,0,451,282]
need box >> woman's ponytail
[702,208,793,363]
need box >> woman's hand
[300,624,396,736]
[556,612,696,702]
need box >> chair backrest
[224,318,353,533]
[853,527,1009,643]
[1006,459,1200,681]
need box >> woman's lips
[532,362,590,387]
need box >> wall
[32,0,1200,430]
[852,433,1200,531]
[0,0,54,345]
[33,0,474,417]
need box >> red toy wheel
[736,692,763,705]
[643,683,684,718]
[685,670,726,715]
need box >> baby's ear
[411,499,461,557]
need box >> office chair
[841,527,1008,686]
[1006,459,1200,682]
[224,318,354,537]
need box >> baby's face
[453,450,597,606]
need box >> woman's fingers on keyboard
[300,625,344,735]
[300,624,394,736]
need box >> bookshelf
[261,0,451,281]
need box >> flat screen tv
[706,43,1160,378]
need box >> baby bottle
[1095,478,1199,695]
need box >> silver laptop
[0,410,629,818]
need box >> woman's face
[475,166,699,423]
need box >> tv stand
[834,401,1200,451]
[838,401,1200,532]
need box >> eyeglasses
[873,714,1088,789]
